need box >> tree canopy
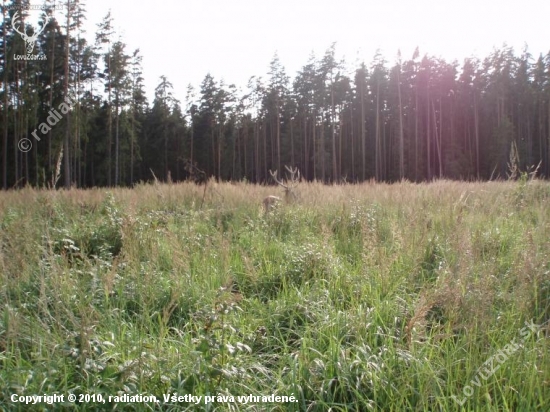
[2,1,550,188]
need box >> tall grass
[0,180,548,411]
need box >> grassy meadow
[0,179,549,411]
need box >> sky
[20,0,550,103]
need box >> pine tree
[266,52,289,173]
[109,40,130,186]
[95,11,114,185]
[128,48,146,184]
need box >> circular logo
[18,138,32,153]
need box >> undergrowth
[0,180,548,411]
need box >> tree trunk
[474,93,480,178]
[432,100,442,178]
[189,114,194,166]
[426,79,431,180]
[303,116,308,179]
[338,111,343,180]
[13,88,19,187]
[375,80,381,181]
[350,104,354,179]
[75,11,82,187]
[263,119,267,181]
[217,124,222,181]
[115,99,120,185]
[320,114,325,181]
[211,124,215,176]
[63,1,73,189]
[107,55,112,185]
[415,88,419,181]
[360,80,366,181]
[47,17,56,177]
[276,105,280,172]
[397,65,404,180]
[312,113,316,180]
[2,3,8,189]
[331,83,337,181]
[547,99,550,176]
[130,111,134,185]
[243,118,247,179]
[254,119,259,182]
[290,116,294,167]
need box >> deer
[263,166,300,212]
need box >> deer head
[12,11,48,54]
[268,165,300,204]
